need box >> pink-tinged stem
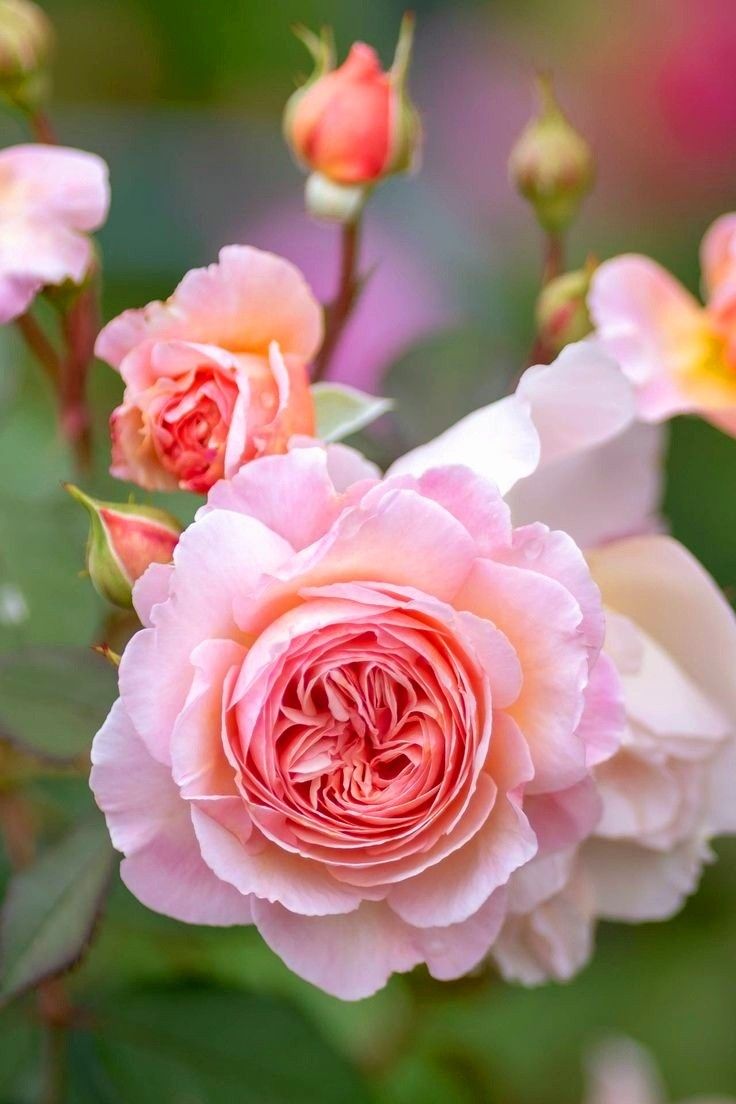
[28,109,57,145]
[59,277,99,472]
[526,230,565,370]
[15,311,61,388]
[312,217,363,383]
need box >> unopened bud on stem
[64,484,181,609]
[0,0,53,111]
[509,73,594,234]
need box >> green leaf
[67,984,372,1104]
[0,647,116,764]
[312,383,392,443]
[0,820,114,1004]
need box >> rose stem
[58,275,100,472]
[15,311,62,387]
[526,229,565,368]
[312,216,363,383]
[28,109,57,145]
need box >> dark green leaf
[0,647,116,764]
[67,984,372,1104]
[0,820,114,1004]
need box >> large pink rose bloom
[0,144,109,324]
[96,246,323,493]
[91,346,629,999]
[589,214,736,437]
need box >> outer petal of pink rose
[132,562,174,627]
[493,870,594,985]
[96,245,323,368]
[90,700,252,925]
[413,887,508,981]
[191,807,364,916]
[400,465,513,557]
[516,341,636,467]
[252,889,510,999]
[497,523,605,655]
[588,535,736,725]
[507,421,664,551]
[204,447,348,551]
[589,256,705,420]
[386,795,537,927]
[119,510,293,764]
[701,211,736,301]
[0,145,109,229]
[272,486,478,606]
[580,836,708,921]
[456,558,589,793]
[388,394,541,497]
[524,777,602,855]
[251,899,425,1000]
[0,268,40,324]
[577,653,626,768]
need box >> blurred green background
[2,1,736,1101]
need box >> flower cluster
[4,3,736,1006]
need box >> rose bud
[509,73,594,234]
[535,259,595,356]
[284,14,421,222]
[64,484,181,609]
[0,0,53,110]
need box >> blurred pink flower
[590,215,736,436]
[244,203,454,393]
[584,1037,734,1104]
[0,143,109,324]
[97,245,322,493]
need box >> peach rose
[96,246,323,493]
[284,18,420,189]
[589,214,736,437]
[90,345,631,999]
[0,143,109,324]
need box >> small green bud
[509,73,594,234]
[64,484,181,610]
[0,0,53,111]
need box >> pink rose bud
[0,0,53,110]
[509,73,594,234]
[535,259,595,356]
[284,14,421,221]
[64,484,181,609]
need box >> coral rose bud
[0,0,53,110]
[64,484,181,609]
[535,260,595,356]
[509,73,594,234]
[284,15,421,221]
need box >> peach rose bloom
[0,144,109,324]
[589,214,736,437]
[96,246,323,494]
[91,344,630,999]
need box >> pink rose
[584,1037,735,1104]
[589,215,736,437]
[96,246,323,493]
[283,21,420,188]
[91,346,629,999]
[0,143,109,324]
